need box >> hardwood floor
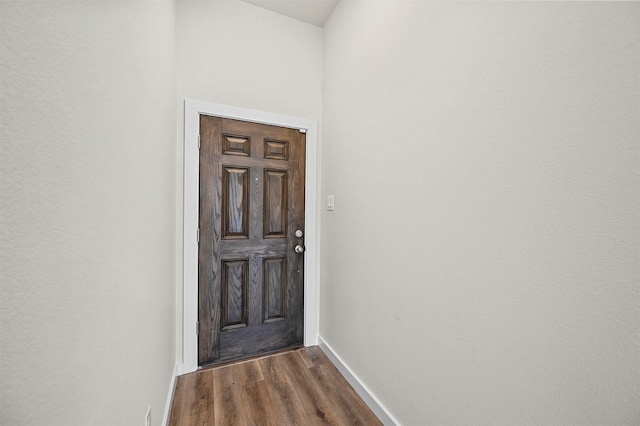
[169,346,383,426]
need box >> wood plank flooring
[169,346,382,426]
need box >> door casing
[180,99,318,375]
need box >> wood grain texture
[222,167,249,238]
[222,134,250,156]
[263,169,287,238]
[199,115,222,363]
[169,347,383,426]
[170,364,215,425]
[263,257,286,322]
[199,116,306,365]
[285,129,305,345]
[264,139,289,160]
[221,259,248,329]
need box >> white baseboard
[318,336,401,426]
[162,363,179,426]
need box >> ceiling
[240,0,339,27]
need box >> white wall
[0,1,177,425]
[322,2,639,425]
[175,0,323,363]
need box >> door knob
[294,244,305,254]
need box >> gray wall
[0,1,177,424]
[321,2,639,424]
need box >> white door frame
[180,99,318,375]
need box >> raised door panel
[222,134,250,157]
[264,140,289,160]
[221,259,248,330]
[222,167,249,239]
[263,170,288,238]
[263,257,286,323]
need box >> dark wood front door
[198,115,306,366]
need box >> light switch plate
[327,195,335,211]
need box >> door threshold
[197,345,304,371]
